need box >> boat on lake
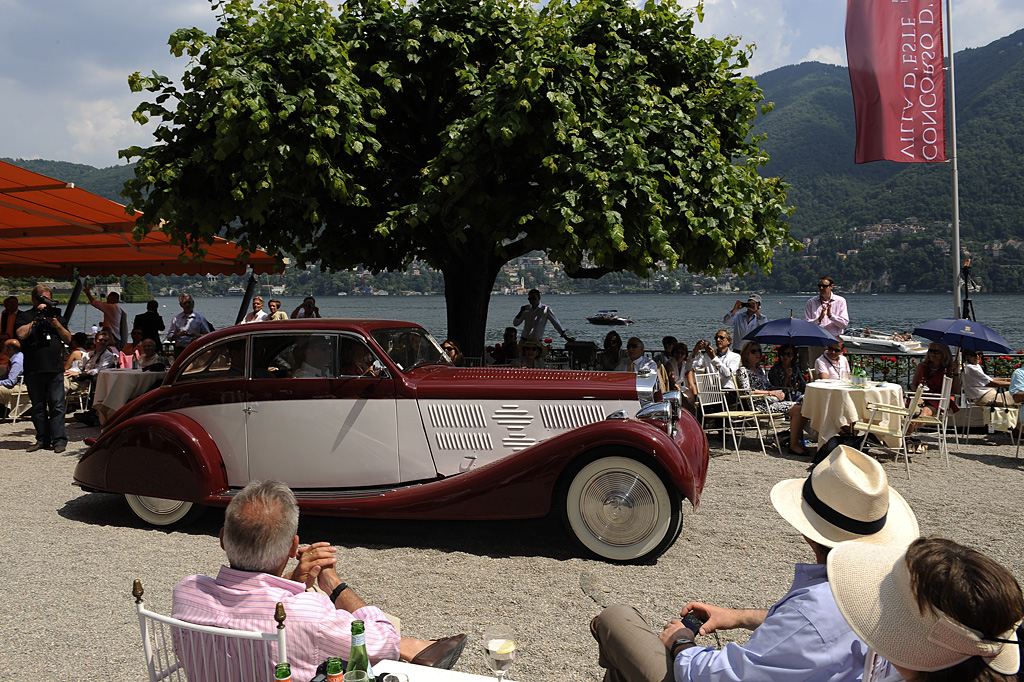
[587,310,633,326]
[840,328,926,355]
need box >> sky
[2,0,1023,169]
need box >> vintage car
[73,320,709,563]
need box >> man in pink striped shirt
[173,480,467,682]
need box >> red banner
[846,0,946,163]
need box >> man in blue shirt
[590,446,920,682]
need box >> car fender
[296,416,707,521]
[74,413,228,502]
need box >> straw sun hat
[517,339,549,359]
[827,541,1021,675]
[770,445,919,548]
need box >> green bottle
[274,662,292,682]
[346,620,374,677]
[326,657,344,682]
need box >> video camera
[35,295,60,320]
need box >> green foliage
[123,275,150,302]
[119,0,793,351]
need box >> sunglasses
[826,347,842,353]
[818,283,832,288]
[715,335,728,341]
[626,343,639,349]
[443,346,455,352]
[749,348,762,354]
[524,346,540,352]
[927,349,942,354]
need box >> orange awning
[0,160,283,277]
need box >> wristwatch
[329,582,349,603]
[672,636,696,657]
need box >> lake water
[64,292,1024,352]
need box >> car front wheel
[125,494,205,527]
[561,455,682,563]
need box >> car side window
[251,334,301,379]
[291,335,336,379]
[177,338,247,383]
[339,337,386,378]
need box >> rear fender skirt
[292,417,707,521]
[73,413,228,502]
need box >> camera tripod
[960,259,977,321]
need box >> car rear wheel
[561,455,682,564]
[125,494,205,527]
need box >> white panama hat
[770,445,919,548]
[827,541,1021,675]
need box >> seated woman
[597,330,626,371]
[906,342,960,439]
[736,341,810,456]
[665,342,697,413]
[814,342,851,380]
[441,339,464,367]
[827,537,1023,682]
[767,343,806,402]
[511,340,546,369]
[962,349,1012,406]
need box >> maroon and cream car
[73,320,709,562]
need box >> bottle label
[352,632,365,647]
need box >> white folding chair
[9,375,28,422]
[912,374,955,465]
[854,385,924,479]
[133,579,288,682]
[694,371,766,460]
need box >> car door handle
[243,405,257,414]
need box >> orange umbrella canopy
[0,160,282,277]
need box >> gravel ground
[2,416,1022,682]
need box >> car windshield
[371,327,449,372]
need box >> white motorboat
[840,328,926,355]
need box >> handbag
[985,405,1019,432]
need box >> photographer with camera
[15,284,73,452]
[723,295,767,350]
[590,447,920,682]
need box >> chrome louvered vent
[540,403,606,430]
[435,432,494,451]
[428,403,487,429]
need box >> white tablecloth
[802,380,905,447]
[92,369,165,425]
[375,659,513,681]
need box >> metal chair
[133,579,288,682]
[694,371,766,460]
[853,385,924,479]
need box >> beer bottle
[274,662,292,682]
[326,657,344,682]
[346,620,374,677]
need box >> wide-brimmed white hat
[827,541,1021,674]
[770,445,919,547]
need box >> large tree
[122,0,793,355]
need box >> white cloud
[951,0,1024,50]
[803,45,845,67]
[67,99,138,166]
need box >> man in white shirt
[513,289,574,343]
[84,285,128,348]
[723,295,767,349]
[241,296,269,324]
[167,294,213,355]
[616,337,658,374]
[690,329,741,389]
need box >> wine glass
[482,627,516,681]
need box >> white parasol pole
[946,0,962,318]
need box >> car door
[244,332,400,488]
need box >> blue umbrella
[745,317,839,347]
[912,318,1014,354]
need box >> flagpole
[946,0,962,318]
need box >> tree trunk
[441,256,503,361]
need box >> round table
[802,379,905,447]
